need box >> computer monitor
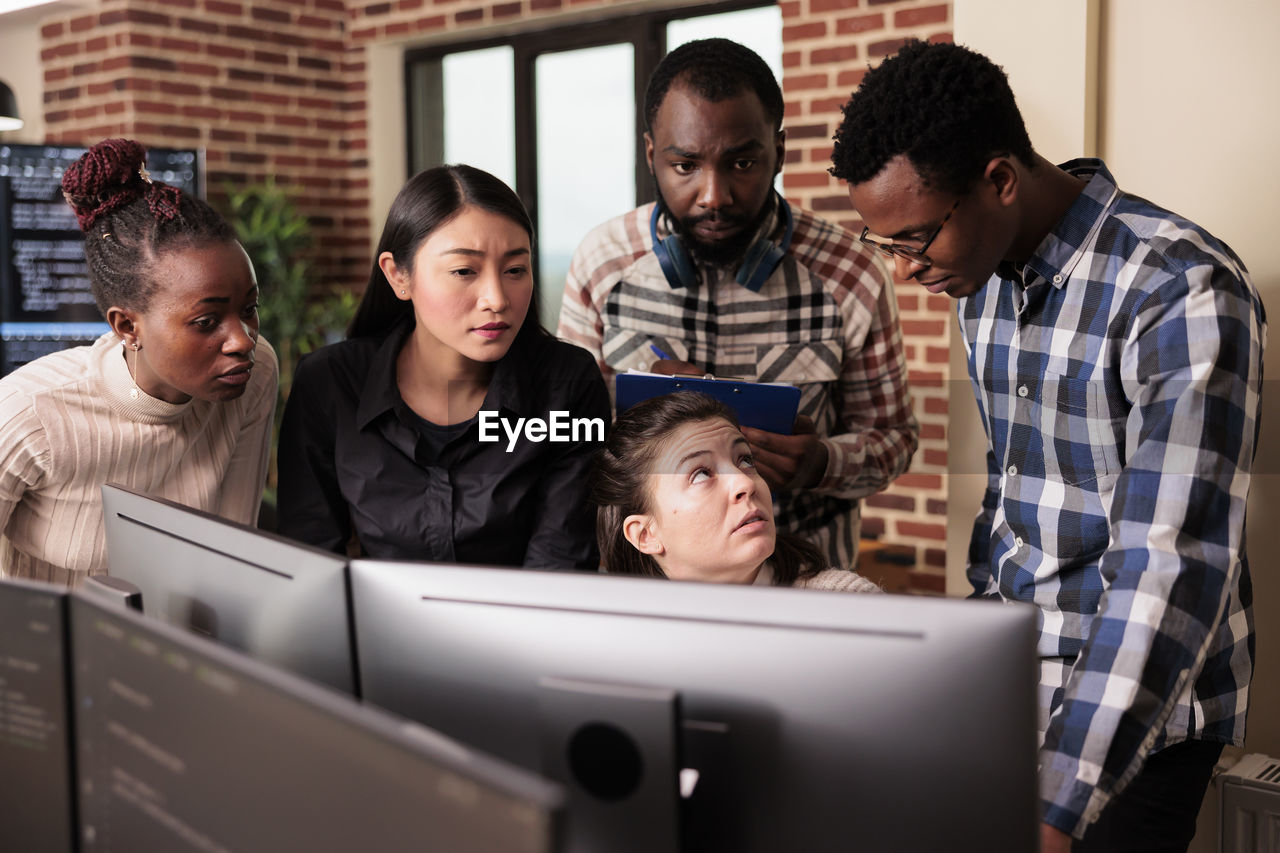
[101,484,356,694]
[69,591,565,853]
[0,578,75,853]
[349,561,1040,853]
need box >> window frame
[402,0,773,240]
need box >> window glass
[667,6,783,81]
[443,46,516,188]
[534,43,635,330]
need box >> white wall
[1097,0,1280,769]
[953,1,1280,848]
[367,40,408,254]
[0,10,51,143]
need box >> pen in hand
[646,344,710,379]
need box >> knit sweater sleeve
[795,567,883,593]
[0,383,51,574]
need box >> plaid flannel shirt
[557,200,918,569]
[960,159,1265,838]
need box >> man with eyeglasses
[832,41,1265,853]
[559,38,918,572]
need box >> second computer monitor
[101,484,355,694]
[0,578,74,853]
[70,591,564,852]
[349,561,1040,853]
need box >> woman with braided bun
[0,138,277,587]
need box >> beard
[653,182,775,269]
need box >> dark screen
[69,593,563,853]
[0,578,74,853]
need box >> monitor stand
[81,575,143,611]
[538,676,683,853]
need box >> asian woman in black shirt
[276,165,609,569]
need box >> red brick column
[39,0,364,290]
[778,0,953,591]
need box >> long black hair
[590,392,825,586]
[347,164,545,343]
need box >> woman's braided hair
[60,138,236,314]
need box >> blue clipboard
[615,372,802,435]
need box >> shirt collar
[355,320,411,429]
[354,319,538,430]
[1010,158,1121,290]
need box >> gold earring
[128,342,141,400]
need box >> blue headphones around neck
[649,194,795,293]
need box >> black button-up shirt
[276,323,609,570]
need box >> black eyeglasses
[858,198,961,269]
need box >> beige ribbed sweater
[0,332,277,587]
[755,564,883,593]
[794,567,883,593]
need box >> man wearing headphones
[558,38,918,570]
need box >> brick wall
[776,0,952,592]
[39,0,366,291]
[37,0,954,592]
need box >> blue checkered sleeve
[964,447,1001,598]
[960,160,1264,839]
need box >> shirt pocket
[754,340,841,422]
[601,327,690,374]
[1037,375,1123,487]
[754,339,841,385]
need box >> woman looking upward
[593,392,881,591]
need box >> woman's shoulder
[292,335,382,383]
[2,340,99,393]
[0,343,106,464]
[521,331,600,374]
[509,332,607,396]
[795,568,883,594]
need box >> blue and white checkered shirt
[959,159,1265,838]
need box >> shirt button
[1015,537,1025,549]
[1053,274,1064,284]
[1017,385,1029,398]
[1007,464,1017,476]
